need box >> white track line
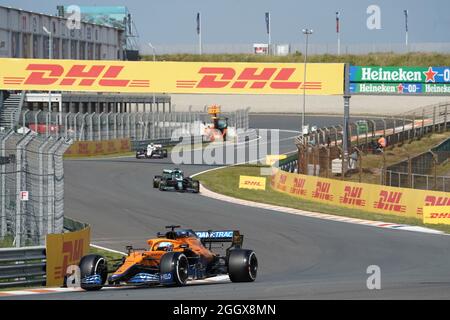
[90,244,127,256]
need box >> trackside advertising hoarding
[271,169,450,219]
[0,58,344,95]
[46,226,91,286]
[349,66,450,95]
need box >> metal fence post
[14,132,34,247]
[46,139,62,236]
[1,130,15,240]
[97,112,104,141]
[421,108,425,137]
[444,105,448,132]
[37,137,52,245]
[432,105,436,133]
[21,110,29,135]
[53,138,72,235]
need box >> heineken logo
[350,66,450,84]
[361,67,422,82]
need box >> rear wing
[195,230,243,248]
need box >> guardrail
[0,217,89,289]
[0,246,46,288]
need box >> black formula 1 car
[77,226,258,290]
[153,168,200,193]
[136,143,168,159]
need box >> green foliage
[140,52,450,66]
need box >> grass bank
[347,131,450,184]
[141,52,450,66]
[196,165,450,234]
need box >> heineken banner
[349,66,450,95]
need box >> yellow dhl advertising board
[239,175,267,190]
[64,138,131,157]
[46,227,90,287]
[423,206,450,225]
[0,58,344,95]
[271,169,450,219]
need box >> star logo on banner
[397,83,404,93]
[423,67,438,83]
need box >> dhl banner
[271,169,450,219]
[423,206,450,225]
[64,138,131,157]
[46,226,90,287]
[0,58,344,95]
[239,175,267,190]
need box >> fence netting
[0,130,72,247]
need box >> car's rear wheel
[160,252,189,286]
[79,254,108,291]
[163,149,168,158]
[191,180,200,193]
[228,249,258,282]
[153,176,161,188]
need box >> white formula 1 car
[136,143,168,159]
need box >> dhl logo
[429,212,450,219]
[54,239,84,280]
[176,67,322,90]
[373,190,406,213]
[289,177,307,196]
[244,180,263,186]
[424,196,450,206]
[4,63,150,88]
[312,181,333,201]
[339,186,366,207]
[293,178,306,189]
[417,196,450,214]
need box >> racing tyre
[227,249,258,282]
[160,252,189,286]
[159,181,166,191]
[153,176,161,188]
[79,254,108,291]
[191,180,200,193]
[163,149,168,158]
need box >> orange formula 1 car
[78,226,258,290]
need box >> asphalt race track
[5,115,450,299]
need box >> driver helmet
[156,241,173,252]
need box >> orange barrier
[46,227,90,287]
[271,169,450,219]
[64,138,131,157]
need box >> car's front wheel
[79,254,108,291]
[160,252,189,286]
[227,249,258,282]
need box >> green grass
[196,164,450,234]
[0,235,14,248]
[88,245,125,272]
[141,52,450,66]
